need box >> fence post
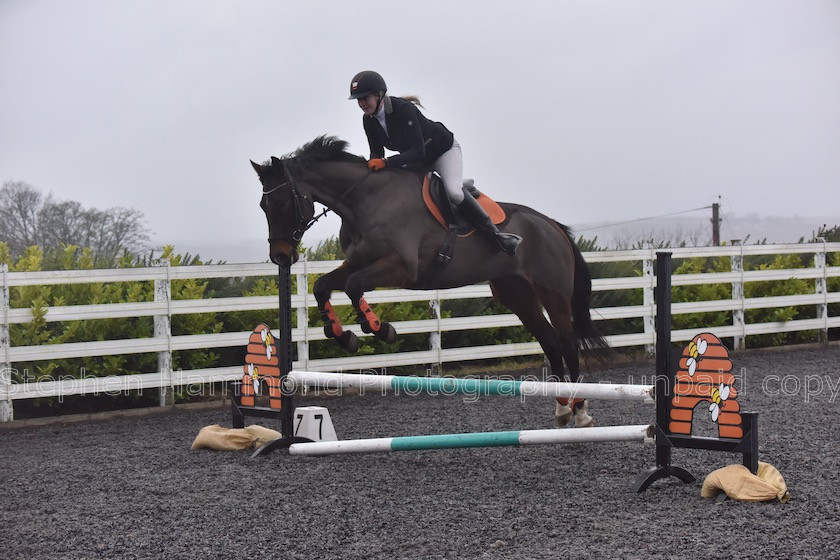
[429,291,442,375]
[815,239,828,343]
[296,256,310,371]
[1,264,12,422]
[731,241,746,350]
[154,261,173,406]
[643,250,655,355]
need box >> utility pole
[711,197,721,246]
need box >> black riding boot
[457,194,523,256]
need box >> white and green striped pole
[288,424,654,456]
[288,370,654,402]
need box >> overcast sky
[2,1,839,260]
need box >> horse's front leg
[344,253,410,344]
[312,263,359,353]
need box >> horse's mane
[277,135,366,176]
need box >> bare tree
[0,181,44,255]
[95,207,150,257]
[1,180,151,258]
[38,197,86,246]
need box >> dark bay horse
[252,136,609,427]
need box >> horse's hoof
[573,400,594,428]
[336,331,359,353]
[555,402,572,427]
[375,322,397,343]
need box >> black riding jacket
[363,96,455,171]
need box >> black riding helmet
[348,70,387,99]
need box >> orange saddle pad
[422,175,506,230]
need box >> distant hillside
[570,213,840,249]
[158,239,269,264]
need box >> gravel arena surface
[2,344,839,559]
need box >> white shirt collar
[374,102,387,135]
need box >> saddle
[422,174,506,234]
[419,173,508,277]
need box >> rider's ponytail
[399,95,424,109]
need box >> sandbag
[191,424,282,451]
[701,461,790,502]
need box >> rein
[306,168,373,228]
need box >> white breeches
[433,138,464,204]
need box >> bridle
[262,167,374,244]
[262,177,317,244]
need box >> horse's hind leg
[313,263,359,352]
[535,285,594,428]
[489,276,570,421]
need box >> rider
[348,70,523,256]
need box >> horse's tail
[556,222,613,363]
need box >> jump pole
[289,424,654,456]
[289,370,654,402]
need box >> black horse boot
[457,193,523,256]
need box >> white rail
[1,243,839,420]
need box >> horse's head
[251,156,315,266]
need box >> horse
[251,135,609,427]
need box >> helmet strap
[373,92,384,114]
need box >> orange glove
[367,158,386,171]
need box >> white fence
[1,243,839,421]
